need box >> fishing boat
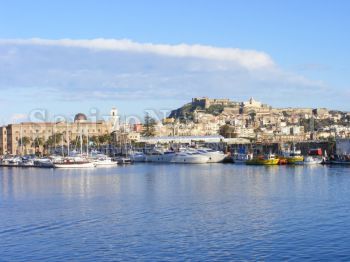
[329,155,350,165]
[232,153,253,164]
[246,153,279,165]
[281,146,304,164]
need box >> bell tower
[110,107,119,131]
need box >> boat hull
[146,154,175,163]
[171,155,209,164]
[94,161,118,167]
[286,156,304,164]
[54,162,95,168]
[246,159,279,165]
[205,153,226,163]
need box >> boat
[246,153,279,165]
[170,151,209,164]
[295,156,323,165]
[54,156,95,168]
[329,155,350,165]
[112,156,132,165]
[145,147,176,163]
[93,156,118,167]
[90,153,118,167]
[19,156,35,167]
[280,146,304,164]
[0,156,22,167]
[34,158,54,168]
[195,148,226,163]
[232,153,253,164]
[129,152,146,162]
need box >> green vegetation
[18,136,31,154]
[142,113,156,137]
[205,105,224,116]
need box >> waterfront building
[0,111,117,155]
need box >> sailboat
[54,125,95,168]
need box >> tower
[110,107,119,131]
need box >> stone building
[0,111,116,155]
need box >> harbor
[2,162,350,261]
[1,138,349,168]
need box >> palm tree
[19,136,31,155]
[32,137,44,156]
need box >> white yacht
[295,156,323,165]
[1,156,22,166]
[195,148,226,163]
[145,150,176,163]
[90,153,117,167]
[19,157,35,167]
[171,151,209,164]
[54,156,95,168]
[130,152,146,162]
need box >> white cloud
[0,38,275,70]
[0,38,339,114]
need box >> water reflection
[1,164,350,261]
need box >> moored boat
[34,158,54,168]
[246,154,279,165]
[170,151,209,164]
[281,146,304,164]
[54,156,95,168]
[232,153,253,164]
[129,152,146,162]
[295,156,323,165]
[195,148,226,163]
[90,153,118,167]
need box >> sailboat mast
[61,135,64,157]
[80,126,83,155]
[86,131,89,156]
[20,124,23,155]
[66,122,70,156]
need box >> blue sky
[0,0,349,123]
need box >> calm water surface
[1,164,350,261]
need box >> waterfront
[1,164,350,261]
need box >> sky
[0,0,349,124]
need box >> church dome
[74,113,87,122]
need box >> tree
[142,113,156,137]
[98,134,111,145]
[19,136,31,154]
[32,137,44,155]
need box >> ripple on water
[1,165,350,260]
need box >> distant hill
[168,103,225,120]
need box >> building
[241,97,271,114]
[191,97,238,109]
[1,111,116,155]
